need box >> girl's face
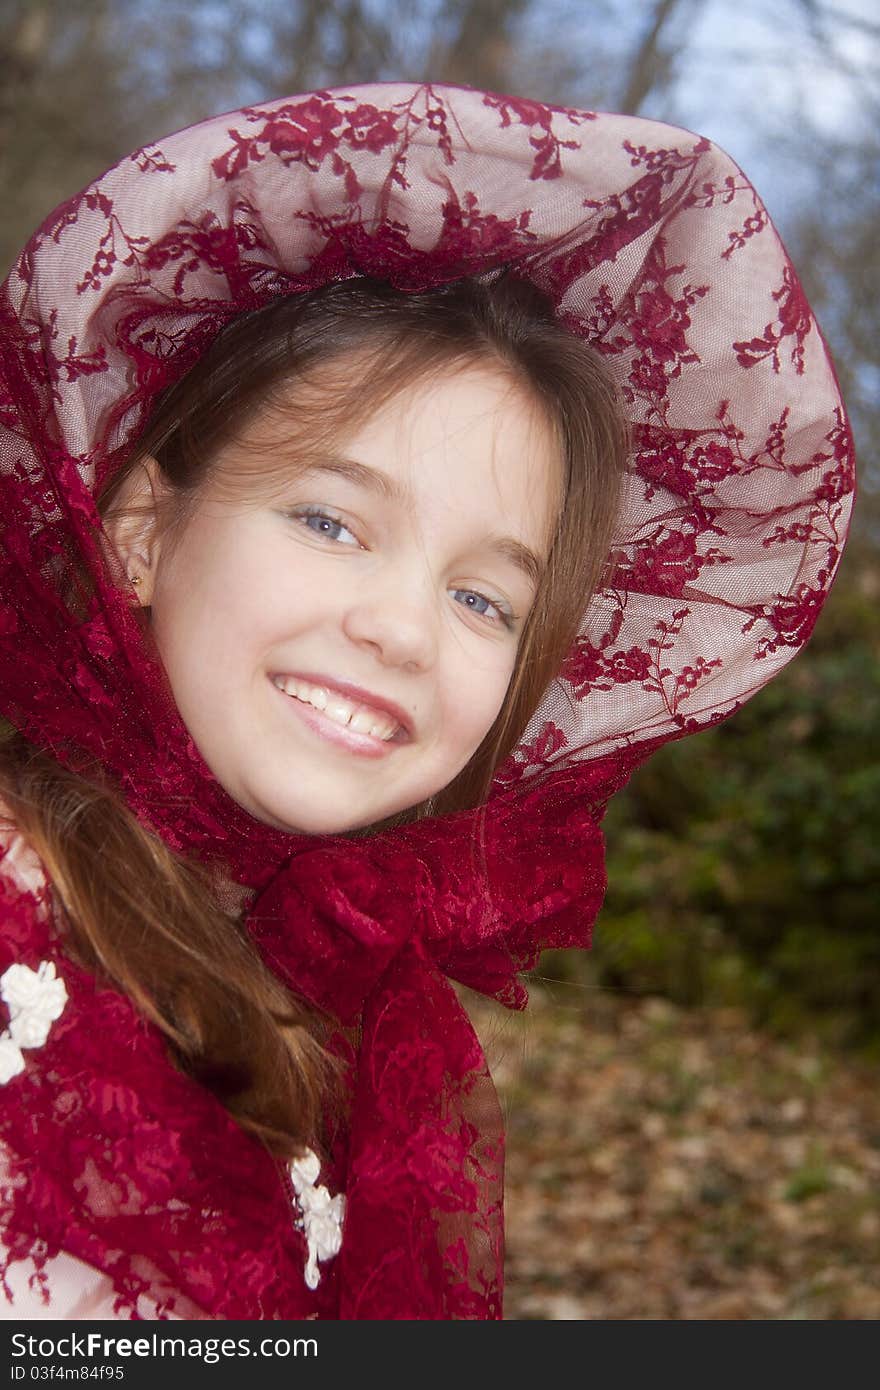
[116,364,563,834]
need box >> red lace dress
[0,83,854,1320]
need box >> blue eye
[292,508,360,546]
[453,589,515,630]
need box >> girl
[0,83,854,1320]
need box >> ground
[465,987,880,1320]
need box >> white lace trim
[0,960,67,1084]
[289,1149,346,1291]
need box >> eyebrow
[299,456,546,589]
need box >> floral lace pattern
[0,84,854,1319]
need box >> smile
[271,676,409,758]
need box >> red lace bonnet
[0,83,854,825]
[0,84,855,1320]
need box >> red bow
[248,761,622,1318]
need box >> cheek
[148,539,253,693]
[439,650,515,755]
[153,526,276,640]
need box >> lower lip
[272,682,406,759]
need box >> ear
[101,456,167,606]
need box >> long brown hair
[0,272,628,1157]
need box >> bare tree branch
[617,0,691,113]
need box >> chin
[237,777,431,837]
[251,798,368,837]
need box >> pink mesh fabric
[0,83,854,1319]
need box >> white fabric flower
[290,1150,321,1188]
[1,960,67,1021]
[0,1035,25,1085]
[9,1009,56,1049]
[0,959,68,1085]
[289,1148,346,1291]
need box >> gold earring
[129,573,142,587]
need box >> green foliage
[553,546,880,1052]
[784,1146,834,1203]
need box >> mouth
[270,674,411,757]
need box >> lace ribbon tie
[246,770,614,1318]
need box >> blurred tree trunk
[617,0,688,113]
[0,1,51,157]
[427,0,529,90]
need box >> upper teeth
[273,676,402,741]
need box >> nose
[341,569,438,672]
